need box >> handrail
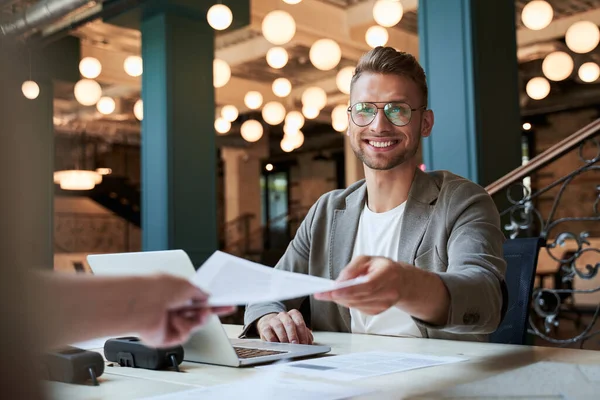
[485,118,600,196]
[224,206,310,253]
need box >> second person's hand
[135,275,236,348]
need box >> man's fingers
[315,282,378,302]
[307,329,314,345]
[331,283,378,299]
[314,291,334,301]
[269,317,290,343]
[277,312,299,344]
[288,310,308,344]
[337,255,371,281]
[259,325,279,342]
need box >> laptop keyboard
[233,346,288,359]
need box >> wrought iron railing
[222,206,310,259]
[486,118,600,348]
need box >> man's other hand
[256,310,313,345]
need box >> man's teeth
[368,140,396,148]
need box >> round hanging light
[240,119,263,142]
[333,118,348,132]
[134,99,143,120]
[291,130,304,149]
[283,0,302,4]
[96,96,115,115]
[281,136,296,152]
[262,10,296,45]
[79,57,102,79]
[207,4,233,30]
[221,105,239,121]
[309,39,342,71]
[262,101,286,125]
[283,124,299,137]
[365,25,388,48]
[301,86,327,110]
[526,77,550,100]
[96,168,112,175]
[373,0,403,27]
[565,21,600,54]
[266,47,289,69]
[214,117,231,134]
[74,79,102,106]
[54,170,102,191]
[21,80,39,99]
[336,66,354,94]
[521,1,553,31]
[542,51,573,81]
[272,78,292,97]
[331,104,349,132]
[579,62,600,83]
[244,91,263,109]
[302,105,319,119]
[285,111,305,130]
[124,56,143,77]
[213,59,231,88]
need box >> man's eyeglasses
[347,102,426,127]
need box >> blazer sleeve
[240,198,319,338]
[416,182,507,335]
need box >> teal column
[0,37,79,270]
[418,0,522,186]
[140,2,245,265]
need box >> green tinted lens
[384,103,412,126]
[352,103,377,125]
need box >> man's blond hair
[350,46,428,107]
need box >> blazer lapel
[329,182,366,330]
[397,168,440,264]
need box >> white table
[46,325,600,399]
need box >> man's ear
[421,109,434,138]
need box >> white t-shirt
[349,201,423,337]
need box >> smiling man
[242,46,507,344]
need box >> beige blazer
[243,168,507,342]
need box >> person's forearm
[35,273,149,348]
[395,266,450,326]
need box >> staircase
[89,175,141,227]
[222,206,310,266]
[485,118,600,349]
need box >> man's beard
[352,126,421,171]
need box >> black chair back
[490,237,544,345]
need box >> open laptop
[86,250,331,367]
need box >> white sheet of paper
[139,376,374,400]
[425,361,600,400]
[71,333,138,350]
[259,351,467,381]
[192,251,368,306]
[71,337,112,350]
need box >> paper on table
[259,351,467,381]
[71,333,138,350]
[139,375,374,400]
[191,251,368,306]
[419,361,600,400]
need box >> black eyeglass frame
[346,101,427,127]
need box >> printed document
[140,376,374,400]
[259,351,467,381]
[192,251,368,306]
